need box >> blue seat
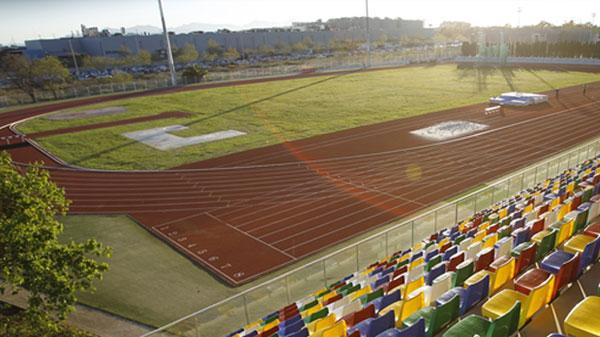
[286,328,308,337]
[540,250,576,274]
[227,329,243,337]
[279,318,304,335]
[372,289,401,312]
[349,310,395,337]
[411,251,424,261]
[511,227,529,247]
[437,274,489,315]
[372,275,391,290]
[375,318,425,337]
[443,246,458,261]
[380,267,395,278]
[425,263,446,286]
[426,249,439,262]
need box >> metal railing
[141,136,600,337]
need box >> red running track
[1,73,600,286]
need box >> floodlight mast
[158,0,177,86]
[365,0,371,68]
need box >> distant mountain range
[107,21,289,35]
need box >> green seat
[404,294,460,337]
[452,260,474,287]
[339,284,360,296]
[336,283,354,294]
[535,229,557,262]
[511,241,534,257]
[454,235,466,245]
[443,301,520,337]
[361,288,384,305]
[304,307,328,324]
[426,255,442,272]
[497,226,511,239]
[300,299,318,312]
[396,259,409,268]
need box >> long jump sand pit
[3,78,600,286]
[410,120,488,141]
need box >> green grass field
[18,65,600,170]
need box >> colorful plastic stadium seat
[563,234,600,274]
[402,277,425,299]
[482,233,499,250]
[584,222,600,237]
[494,236,513,258]
[441,273,489,315]
[347,310,395,337]
[304,307,328,324]
[279,318,304,336]
[342,304,376,328]
[331,300,361,319]
[512,242,537,275]
[482,271,554,328]
[443,301,520,337]
[540,250,579,299]
[321,320,347,337]
[475,248,495,272]
[531,229,557,262]
[307,314,336,334]
[425,263,446,286]
[452,259,475,287]
[375,318,425,337]
[287,327,309,337]
[403,293,460,337]
[351,286,373,301]
[385,276,406,294]
[487,256,516,295]
[372,289,402,313]
[380,291,426,328]
[564,296,600,337]
[419,272,453,306]
[446,252,465,272]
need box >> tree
[0,152,110,332]
[31,56,71,99]
[223,48,240,62]
[137,50,152,65]
[182,64,208,83]
[0,55,37,102]
[206,39,223,60]
[175,43,199,64]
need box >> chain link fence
[141,136,600,337]
[0,46,461,108]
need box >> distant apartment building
[23,17,433,60]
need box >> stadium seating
[228,156,600,337]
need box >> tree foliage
[223,48,241,61]
[31,56,71,99]
[0,152,110,330]
[182,64,208,83]
[174,43,199,64]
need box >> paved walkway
[0,289,151,337]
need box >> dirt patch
[45,107,128,120]
[29,111,192,139]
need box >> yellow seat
[380,291,426,328]
[262,319,280,332]
[564,296,600,337]
[464,270,490,288]
[308,313,336,334]
[558,204,570,221]
[564,234,596,255]
[351,286,372,301]
[499,208,508,219]
[479,222,490,232]
[244,319,262,331]
[473,230,486,243]
[482,273,554,327]
[488,257,516,294]
[531,229,551,245]
[403,276,425,299]
[551,221,570,247]
[321,292,338,304]
[438,237,450,249]
[322,320,348,337]
[482,233,499,250]
[409,258,424,270]
[302,303,323,318]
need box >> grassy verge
[18,65,600,170]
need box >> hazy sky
[1,0,599,45]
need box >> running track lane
[1,79,599,286]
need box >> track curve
[1,77,599,286]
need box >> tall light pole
[365,0,371,68]
[158,0,177,86]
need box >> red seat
[342,304,375,328]
[475,248,495,272]
[440,242,452,253]
[528,219,545,237]
[447,252,465,272]
[584,222,600,237]
[258,325,278,337]
[514,268,553,296]
[392,266,408,279]
[384,275,405,293]
[323,293,343,306]
[514,243,537,275]
[487,224,499,234]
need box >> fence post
[242,295,250,325]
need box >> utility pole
[158,0,177,86]
[365,0,371,68]
[68,39,80,78]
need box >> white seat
[328,293,353,311]
[331,299,361,319]
[465,242,482,261]
[459,237,473,254]
[407,264,425,282]
[494,236,513,258]
[410,272,453,306]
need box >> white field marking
[550,303,563,335]
[576,280,587,297]
[122,125,246,151]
